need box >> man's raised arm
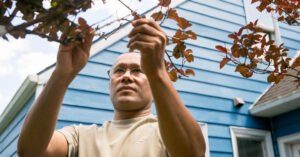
[17,21,94,157]
[128,19,206,157]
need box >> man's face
[109,53,152,112]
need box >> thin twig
[165,50,182,73]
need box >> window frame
[278,132,300,157]
[198,122,210,157]
[230,126,275,157]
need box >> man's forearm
[147,71,206,157]
[18,70,74,156]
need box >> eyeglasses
[107,68,143,78]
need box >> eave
[250,90,300,117]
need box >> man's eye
[114,69,125,73]
[132,69,142,73]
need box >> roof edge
[38,0,188,78]
[250,90,300,117]
[0,75,38,134]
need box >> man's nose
[121,70,133,83]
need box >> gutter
[0,75,38,134]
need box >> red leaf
[158,0,171,7]
[177,17,192,30]
[267,73,276,82]
[185,30,197,40]
[169,69,178,81]
[151,11,164,21]
[220,58,230,69]
[185,69,195,76]
[78,17,87,27]
[228,34,236,39]
[167,8,179,21]
[216,45,228,54]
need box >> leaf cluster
[216,20,300,84]
[252,0,300,26]
[151,7,196,81]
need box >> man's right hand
[55,18,94,79]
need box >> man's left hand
[127,19,167,77]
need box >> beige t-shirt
[58,114,169,157]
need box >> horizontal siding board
[180,91,252,115]
[0,118,24,153]
[274,122,300,137]
[79,62,111,78]
[162,20,233,43]
[90,50,121,64]
[207,124,231,138]
[220,0,243,6]
[188,106,270,129]
[0,135,18,157]
[178,69,268,93]
[69,74,109,93]
[0,96,33,143]
[0,96,33,153]
[106,41,129,53]
[191,0,244,16]
[279,23,300,33]
[209,137,233,153]
[273,108,300,129]
[63,88,113,110]
[175,8,243,32]
[281,37,300,50]
[174,78,261,102]
[180,1,245,25]
[58,105,114,124]
[280,29,300,42]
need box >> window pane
[237,138,264,157]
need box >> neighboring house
[0,0,299,157]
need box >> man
[17,18,206,157]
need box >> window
[198,122,210,157]
[230,126,275,157]
[278,132,300,157]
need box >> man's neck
[113,108,151,120]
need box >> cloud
[0,39,31,76]
[15,51,56,78]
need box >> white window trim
[198,122,210,157]
[278,132,300,157]
[230,126,275,157]
[243,0,282,45]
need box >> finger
[128,24,162,38]
[59,42,75,53]
[132,19,163,32]
[128,41,153,52]
[82,27,95,52]
[127,33,160,48]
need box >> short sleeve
[57,125,79,157]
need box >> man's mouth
[117,86,136,93]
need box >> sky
[0,0,156,115]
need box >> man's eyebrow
[113,63,140,68]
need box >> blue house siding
[279,22,300,58]
[54,1,272,157]
[272,108,300,138]
[0,95,35,157]
[0,0,283,156]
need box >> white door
[292,143,300,157]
